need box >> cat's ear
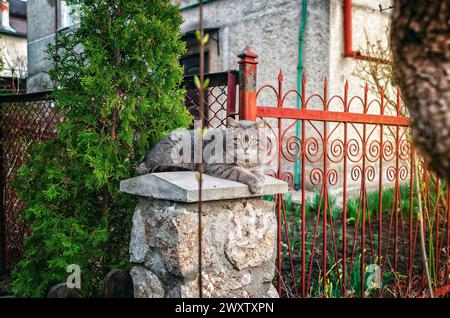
[227,117,240,128]
[256,119,266,129]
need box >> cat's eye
[234,136,241,144]
[249,137,257,145]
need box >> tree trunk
[391,1,450,180]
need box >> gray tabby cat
[138,118,267,194]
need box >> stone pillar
[120,171,287,298]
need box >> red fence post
[226,70,238,117]
[238,46,258,121]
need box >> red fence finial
[278,70,283,84]
[238,46,258,121]
[238,46,258,61]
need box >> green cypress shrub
[11,0,191,297]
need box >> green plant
[304,192,341,221]
[310,254,394,298]
[11,0,191,297]
[346,197,359,224]
[262,194,275,202]
[284,194,293,213]
[345,184,421,225]
[283,194,303,251]
[282,184,442,297]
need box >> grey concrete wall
[178,0,395,193]
[179,0,330,108]
[27,0,56,93]
[179,0,393,104]
[329,0,394,99]
[27,0,394,99]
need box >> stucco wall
[178,0,395,192]
[27,0,394,98]
[178,0,330,108]
[179,0,393,106]
[178,0,395,189]
[26,0,56,93]
[329,0,393,99]
[328,0,396,194]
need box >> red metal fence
[236,47,449,298]
[183,71,238,128]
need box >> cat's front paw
[248,181,263,195]
[137,163,151,175]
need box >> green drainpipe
[294,0,307,190]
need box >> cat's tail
[136,162,195,175]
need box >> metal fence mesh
[0,93,60,269]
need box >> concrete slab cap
[120,171,288,202]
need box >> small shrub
[12,0,191,297]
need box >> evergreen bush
[12,0,191,297]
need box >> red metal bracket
[343,0,390,64]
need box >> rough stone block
[121,171,287,298]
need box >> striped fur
[138,119,267,194]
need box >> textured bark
[391,1,450,179]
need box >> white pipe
[58,1,70,30]
[0,0,16,33]
[221,26,229,71]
